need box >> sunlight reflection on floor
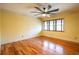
[43,40,64,54]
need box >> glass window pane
[62,20,64,31]
[57,25,61,31]
[45,21,47,25]
[45,25,47,30]
[53,20,56,30]
[50,21,53,30]
[47,21,50,30]
[57,20,61,31]
[44,21,48,30]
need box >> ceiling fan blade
[34,13,42,16]
[50,13,57,15]
[48,5,51,10]
[48,8,59,13]
[35,7,44,12]
[31,11,42,13]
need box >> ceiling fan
[31,4,59,17]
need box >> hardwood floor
[1,36,79,55]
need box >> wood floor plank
[1,36,79,55]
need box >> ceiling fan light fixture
[42,14,50,17]
[42,14,46,17]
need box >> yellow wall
[1,8,79,44]
[0,10,1,44]
[2,10,42,44]
[42,10,79,43]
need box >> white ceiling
[1,3,79,17]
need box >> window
[43,18,64,32]
[50,21,54,30]
[56,20,64,31]
[44,21,48,30]
[43,21,50,30]
[53,20,56,31]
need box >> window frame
[42,18,64,32]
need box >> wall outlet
[17,35,24,39]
